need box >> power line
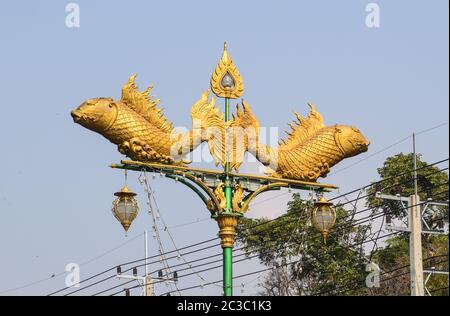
[332,167,449,209]
[0,231,144,295]
[68,188,448,296]
[328,121,449,176]
[110,204,311,296]
[0,275,61,296]
[46,161,448,295]
[140,171,222,289]
[139,173,181,295]
[429,286,449,295]
[65,185,449,296]
[155,255,449,297]
[110,230,404,296]
[142,191,449,295]
[316,256,449,296]
[58,183,449,296]
[143,194,447,281]
[73,201,379,296]
[61,241,220,296]
[154,232,407,296]
[329,255,449,296]
[47,236,218,296]
[248,160,448,230]
[237,178,449,244]
[167,218,210,230]
[252,157,448,209]
[92,279,135,297]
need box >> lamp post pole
[209,42,245,297]
[222,96,233,296]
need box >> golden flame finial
[210,42,244,99]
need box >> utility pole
[410,134,424,296]
[116,230,181,296]
[409,194,424,296]
[144,230,149,289]
[116,231,152,296]
[413,133,418,198]
[375,135,450,296]
[376,192,424,295]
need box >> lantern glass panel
[316,207,334,230]
[112,190,139,232]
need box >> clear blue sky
[0,0,448,295]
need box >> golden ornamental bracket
[110,161,225,214]
[181,172,225,214]
[208,182,227,213]
[232,182,290,213]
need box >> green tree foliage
[366,153,449,224]
[237,194,371,295]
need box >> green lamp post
[68,40,366,296]
[210,42,245,296]
[106,43,338,296]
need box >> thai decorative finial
[210,42,244,99]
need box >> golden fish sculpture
[229,101,370,182]
[71,75,226,164]
[71,74,369,182]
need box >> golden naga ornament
[210,42,244,99]
[229,101,370,182]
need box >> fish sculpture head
[71,97,118,133]
[335,125,370,158]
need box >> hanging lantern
[112,185,139,233]
[312,196,336,243]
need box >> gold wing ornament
[189,91,226,167]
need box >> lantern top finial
[114,185,137,197]
[316,196,333,206]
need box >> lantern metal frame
[112,185,140,232]
[311,196,336,243]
